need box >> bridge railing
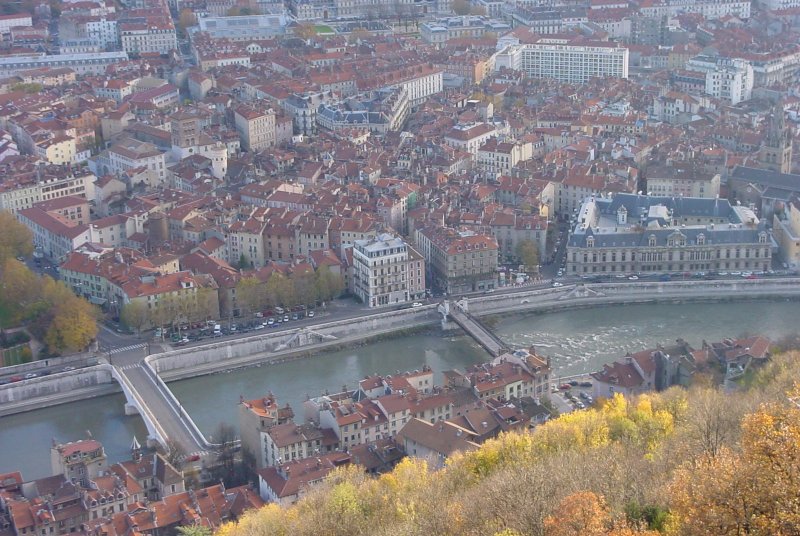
[140,360,220,451]
[109,365,170,450]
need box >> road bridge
[440,300,509,357]
[115,363,211,458]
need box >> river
[2,300,798,478]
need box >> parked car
[24,373,38,380]
[9,375,23,382]
[411,302,423,308]
[559,383,571,390]
[569,380,579,386]
[579,381,593,388]
[283,314,290,322]
[307,311,315,318]
[628,275,639,280]
[552,282,563,287]
[267,317,275,325]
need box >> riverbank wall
[464,277,800,317]
[147,305,441,381]
[0,366,118,417]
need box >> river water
[2,300,798,479]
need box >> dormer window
[697,233,705,246]
[586,236,594,248]
[648,235,657,247]
[759,232,768,244]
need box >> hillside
[216,351,800,536]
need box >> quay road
[6,272,800,457]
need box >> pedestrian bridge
[112,364,211,456]
[439,300,509,357]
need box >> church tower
[760,102,792,174]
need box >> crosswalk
[107,343,147,355]
[119,363,141,371]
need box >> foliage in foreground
[216,352,800,536]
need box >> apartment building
[445,123,498,157]
[415,227,499,295]
[0,52,128,77]
[0,166,95,214]
[496,37,629,84]
[476,138,533,178]
[565,194,773,276]
[239,394,295,470]
[234,104,277,152]
[646,164,721,199]
[91,137,167,187]
[685,55,753,105]
[352,233,421,308]
[420,16,511,45]
[0,14,32,37]
[120,20,177,55]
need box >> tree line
[212,349,800,536]
[0,212,98,355]
[234,267,344,317]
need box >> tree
[347,27,372,44]
[211,423,238,484]
[470,4,487,15]
[176,526,212,536]
[164,438,186,471]
[236,277,264,317]
[294,23,317,40]
[516,239,540,273]
[266,273,294,308]
[452,0,471,15]
[544,492,659,536]
[0,211,33,263]
[292,269,317,308]
[237,253,252,270]
[10,83,43,94]
[0,258,40,318]
[43,288,98,353]
[120,301,149,334]
[177,8,197,36]
[668,401,800,535]
[315,267,344,303]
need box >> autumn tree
[544,492,659,536]
[177,8,197,37]
[294,23,317,40]
[0,211,33,262]
[347,27,373,44]
[236,277,264,316]
[120,301,149,334]
[452,0,471,15]
[668,401,800,535]
[41,277,98,353]
[516,239,540,273]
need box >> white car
[552,282,563,287]
[628,275,639,280]
[411,302,424,308]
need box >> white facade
[0,171,95,214]
[120,24,177,55]
[496,40,629,84]
[0,52,128,77]
[352,233,412,308]
[686,56,753,105]
[0,14,32,36]
[86,18,119,49]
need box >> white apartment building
[0,52,128,77]
[120,21,177,55]
[86,18,119,49]
[477,138,533,177]
[0,170,96,214]
[0,14,32,37]
[495,39,629,84]
[445,122,498,156]
[352,233,417,308]
[639,0,750,19]
[686,55,753,105]
[91,137,166,186]
[384,68,443,107]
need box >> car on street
[307,311,315,318]
[559,383,571,390]
[9,375,23,382]
[579,381,592,388]
[267,317,275,325]
[628,275,639,280]
[411,302,423,308]
[24,373,38,379]
[63,366,75,372]
[283,315,290,322]
[552,282,563,287]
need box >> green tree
[516,239,540,273]
[315,267,344,303]
[266,273,295,308]
[0,211,33,262]
[10,83,43,94]
[120,301,149,333]
[293,269,317,307]
[236,277,263,317]
[176,525,212,536]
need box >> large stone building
[234,104,277,152]
[565,194,774,276]
[415,227,498,294]
[352,233,425,307]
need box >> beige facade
[234,105,277,152]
